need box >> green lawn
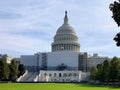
[0,83,120,90]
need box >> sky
[0,0,119,58]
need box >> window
[44,73,47,76]
[59,73,62,77]
[49,73,52,77]
[69,73,72,76]
[74,73,77,76]
[54,73,57,77]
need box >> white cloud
[0,0,119,57]
[0,33,51,54]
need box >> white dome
[56,24,76,35]
[51,11,80,52]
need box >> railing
[16,70,28,82]
[34,75,39,82]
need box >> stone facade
[20,52,87,71]
[87,53,110,71]
[38,70,89,82]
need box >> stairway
[19,72,38,82]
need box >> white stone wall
[20,55,37,66]
[20,52,79,70]
[38,70,82,82]
[47,52,79,68]
[87,54,110,71]
[34,53,42,67]
[87,57,108,67]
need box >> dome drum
[52,43,80,52]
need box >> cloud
[0,33,51,54]
[0,0,119,57]
[0,10,22,19]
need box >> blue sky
[0,0,119,58]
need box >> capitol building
[19,11,109,82]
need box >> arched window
[44,73,47,76]
[74,73,77,76]
[49,73,52,77]
[59,73,62,77]
[54,73,57,77]
[69,73,72,76]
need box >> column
[56,45,58,51]
[60,44,61,50]
[57,44,59,50]
[70,45,72,51]
[71,44,73,51]
[54,45,56,51]
[58,45,59,51]
[66,44,68,50]
[52,45,53,51]
[75,45,76,51]
[64,44,66,50]
[63,44,65,50]
[68,44,70,50]
[52,45,54,51]
[70,44,71,51]
[65,44,67,50]
[58,44,60,51]
[73,45,75,51]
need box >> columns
[52,44,80,52]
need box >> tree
[110,0,120,26]
[113,32,120,46]
[117,60,120,81]
[90,66,98,80]
[90,57,120,82]
[0,59,10,81]
[96,63,103,82]
[101,60,110,82]
[9,59,19,81]
[18,64,25,77]
[109,57,120,82]
[110,0,120,46]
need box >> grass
[0,83,120,90]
